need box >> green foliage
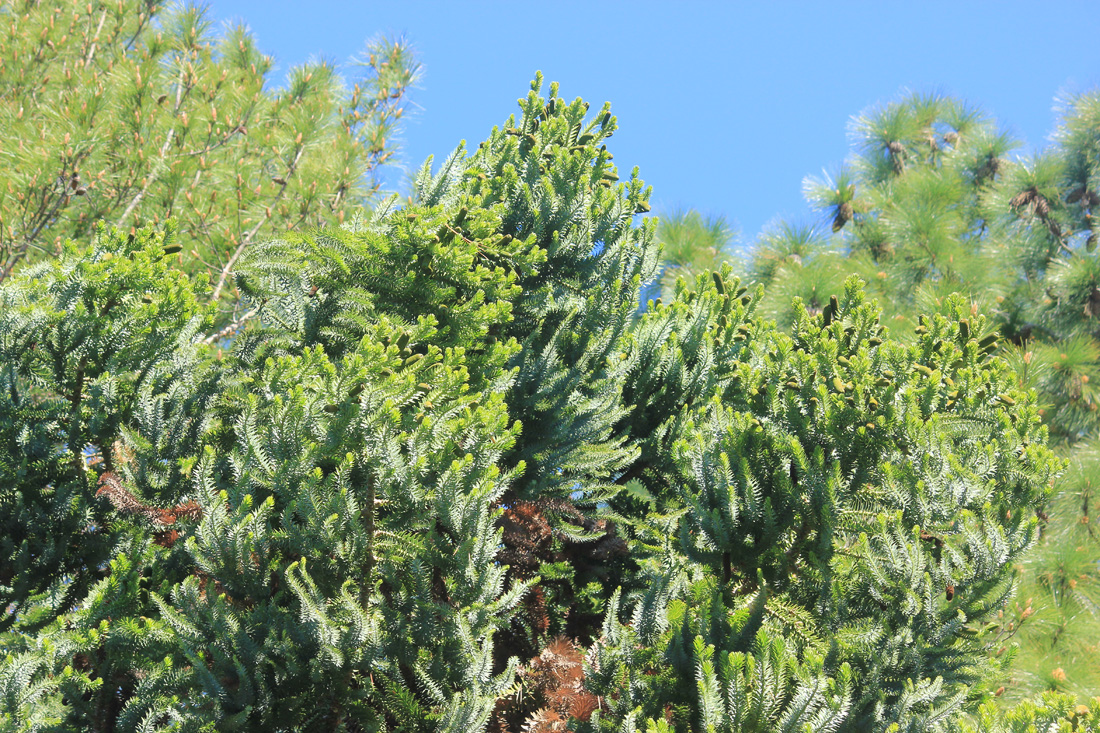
[0,222,210,634]
[590,277,1061,732]
[951,692,1100,732]
[760,94,1015,332]
[0,74,661,731]
[0,0,419,314]
[0,77,1066,733]
[406,74,660,506]
[1,222,526,731]
[1001,446,1100,703]
[585,587,852,733]
[671,87,1100,707]
[750,89,1100,443]
[651,210,739,303]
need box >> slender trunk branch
[211,145,305,300]
[200,304,260,344]
[84,9,107,67]
[0,188,69,283]
[69,355,89,477]
[363,472,375,606]
[115,62,189,229]
[115,127,174,228]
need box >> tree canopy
[0,0,419,324]
[721,90,1100,703]
[0,75,1088,732]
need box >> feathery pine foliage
[746,90,1100,443]
[1004,444,1100,702]
[0,76,1064,732]
[949,692,1100,732]
[650,210,739,303]
[0,0,419,316]
[750,93,1012,329]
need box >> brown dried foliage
[499,501,554,579]
[96,472,202,548]
[489,636,599,733]
[494,498,629,697]
[498,499,629,580]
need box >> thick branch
[68,355,89,476]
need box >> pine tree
[0,0,419,319]
[0,77,1065,732]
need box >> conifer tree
[0,77,1066,733]
[0,74,656,731]
[0,0,419,319]
[732,90,1100,703]
[586,275,1061,731]
[0,190,532,733]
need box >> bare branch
[211,145,305,300]
[200,303,260,345]
[84,9,108,67]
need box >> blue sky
[209,1,1100,250]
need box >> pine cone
[1010,187,1049,218]
[977,155,1002,180]
[832,201,854,232]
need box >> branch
[68,355,88,476]
[114,127,174,228]
[0,186,69,283]
[200,303,260,345]
[211,145,305,300]
[83,9,108,67]
[183,121,248,157]
[115,60,191,229]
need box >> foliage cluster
[0,73,1088,733]
[0,0,419,323]
[727,90,1100,702]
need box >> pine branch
[211,145,305,300]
